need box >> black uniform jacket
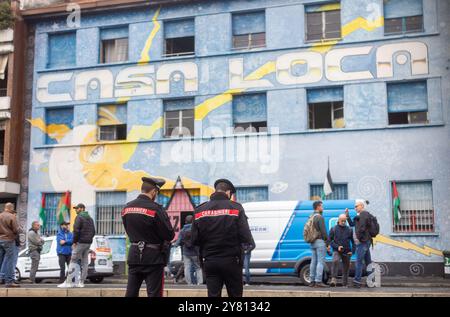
[121,194,175,265]
[191,192,254,260]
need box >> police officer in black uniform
[191,179,254,297]
[121,177,175,297]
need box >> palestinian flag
[321,163,333,200]
[57,191,71,225]
[392,181,401,224]
[39,194,47,229]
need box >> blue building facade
[23,0,450,276]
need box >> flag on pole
[57,191,71,225]
[321,158,333,200]
[392,181,401,224]
[39,193,47,229]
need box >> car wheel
[299,264,311,285]
[15,268,21,281]
[89,277,104,283]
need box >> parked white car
[16,235,114,283]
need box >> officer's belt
[130,242,160,250]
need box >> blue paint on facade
[25,0,450,273]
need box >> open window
[164,19,195,57]
[387,81,428,125]
[232,11,266,50]
[307,87,344,129]
[97,104,127,141]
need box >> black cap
[61,221,70,225]
[214,179,236,194]
[73,203,86,209]
[142,177,166,190]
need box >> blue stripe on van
[267,200,357,274]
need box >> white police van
[16,235,114,283]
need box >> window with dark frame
[235,186,269,203]
[392,181,435,233]
[164,99,195,138]
[305,3,341,41]
[387,81,428,125]
[97,104,128,141]
[232,11,266,50]
[384,0,423,35]
[232,93,267,134]
[164,19,195,57]
[307,87,345,130]
[100,38,128,63]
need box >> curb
[2,288,449,297]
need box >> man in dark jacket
[191,179,254,297]
[345,199,372,288]
[308,201,329,288]
[56,222,73,283]
[58,203,95,288]
[122,177,175,297]
[328,214,355,287]
[174,215,202,285]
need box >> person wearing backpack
[175,215,202,285]
[304,201,330,288]
[345,199,379,288]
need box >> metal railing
[393,209,435,233]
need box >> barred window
[41,193,63,236]
[310,184,348,200]
[235,186,268,204]
[96,192,126,235]
[392,182,434,233]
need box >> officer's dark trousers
[204,257,243,297]
[125,265,165,297]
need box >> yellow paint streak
[342,16,384,37]
[28,118,71,141]
[373,234,443,257]
[195,61,276,120]
[318,3,341,11]
[139,7,161,65]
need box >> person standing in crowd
[58,203,95,288]
[346,199,377,288]
[305,201,329,288]
[191,179,254,297]
[174,215,203,285]
[121,177,175,297]
[0,203,20,287]
[242,241,255,286]
[28,221,44,284]
[56,221,73,283]
[328,214,355,287]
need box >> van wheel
[89,277,104,283]
[15,268,21,281]
[35,278,42,283]
[299,264,311,285]
[299,264,329,285]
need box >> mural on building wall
[26,1,447,267]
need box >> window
[0,130,4,165]
[235,186,268,204]
[96,191,126,235]
[164,99,195,138]
[164,19,195,57]
[0,56,7,96]
[100,26,129,63]
[307,87,344,129]
[41,193,63,236]
[310,184,348,200]
[232,11,266,49]
[392,181,434,233]
[305,3,341,41]
[233,93,267,133]
[387,81,428,125]
[384,0,423,35]
[45,107,74,145]
[97,104,127,141]
[48,32,76,68]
